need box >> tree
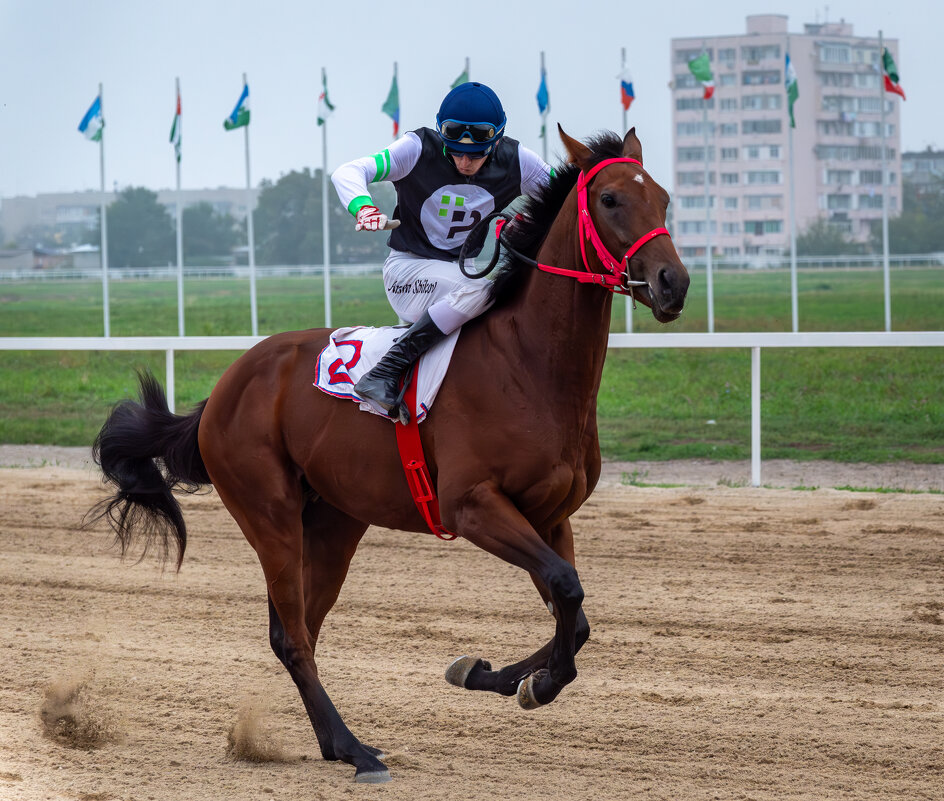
[181,202,238,262]
[250,168,395,265]
[875,179,944,254]
[793,217,865,257]
[90,187,175,268]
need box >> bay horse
[89,126,689,783]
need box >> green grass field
[1,267,942,461]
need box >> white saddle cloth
[314,325,460,422]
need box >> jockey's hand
[355,205,388,232]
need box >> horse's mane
[488,131,627,307]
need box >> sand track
[0,465,942,800]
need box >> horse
[89,126,689,784]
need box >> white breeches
[382,249,494,335]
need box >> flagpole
[540,51,548,163]
[787,42,798,333]
[175,77,185,337]
[242,72,258,336]
[321,68,332,329]
[98,82,110,338]
[621,46,633,334]
[879,31,891,332]
[465,56,470,80]
[702,80,714,334]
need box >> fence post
[166,348,175,415]
[751,346,761,487]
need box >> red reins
[495,157,671,295]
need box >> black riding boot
[354,311,447,424]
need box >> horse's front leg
[447,519,590,700]
[448,485,586,709]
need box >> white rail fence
[2,331,943,487]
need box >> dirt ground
[0,455,942,800]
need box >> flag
[882,47,906,100]
[619,68,635,111]
[451,68,469,89]
[382,70,400,137]
[78,95,104,142]
[688,52,714,100]
[224,83,250,130]
[785,53,799,128]
[536,67,549,138]
[170,88,181,162]
[317,70,335,126]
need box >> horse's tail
[88,369,210,570]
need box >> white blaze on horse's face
[633,174,645,185]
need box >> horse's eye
[600,194,617,209]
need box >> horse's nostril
[658,267,673,296]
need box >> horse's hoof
[445,656,490,688]
[355,767,392,784]
[516,670,547,710]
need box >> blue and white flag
[224,83,250,130]
[536,67,549,139]
[78,95,104,141]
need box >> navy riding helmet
[436,82,506,157]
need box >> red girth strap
[394,367,458,541]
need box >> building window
[815,145,893,161]
[858,193,883,209]
[742,70,781,86]
[745,220,784,235]
[676,48,713,64]
[746,171,782,185]
[677,171,715,186]
[819,72,853,87]
[719,123,738,136]
[718,48,736,64]
[678,195,715,209]
[721,173,739,184]
[721,147,739,160]
[722,222,741,235]
[724,197,738,209]
[827,194,853,210]
[677,121,715,137]
[747,146,760,159]
[825,169,853,185]
[742,119,782,135]
[855,73,880,89]
[746,195,783,210]
[677,146,714,162]
[675,73,699,89]
[676,97,715,111]
[679,220,717,234]
[742,94,782,110]
[719,74,737,88]
[741,44,780,62]
[820,43,851,63]
[720,97,738,110]
[723,246,741,255]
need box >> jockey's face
[451,153,488,176]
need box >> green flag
[785,53,799,128]
[451,69,468,89]
[382,70,400,136]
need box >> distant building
[0,187,259,245]
[902,147,944,195]
[671,15,903,258]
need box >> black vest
[389,127,523,260]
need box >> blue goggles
[438,119,504,144]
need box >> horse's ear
[622,127,643,164]
[558,124,594,171]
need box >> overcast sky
[0,0,933,202]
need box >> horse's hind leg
[447,518,590,698]
[213,467,387,783]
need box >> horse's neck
[495,199,614,407]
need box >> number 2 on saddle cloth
[394,366,458,541]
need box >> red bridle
[517,157,672,295]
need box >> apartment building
[671,14,902,258]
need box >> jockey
[331,81,552,423]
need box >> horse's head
[559,126,689,322]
